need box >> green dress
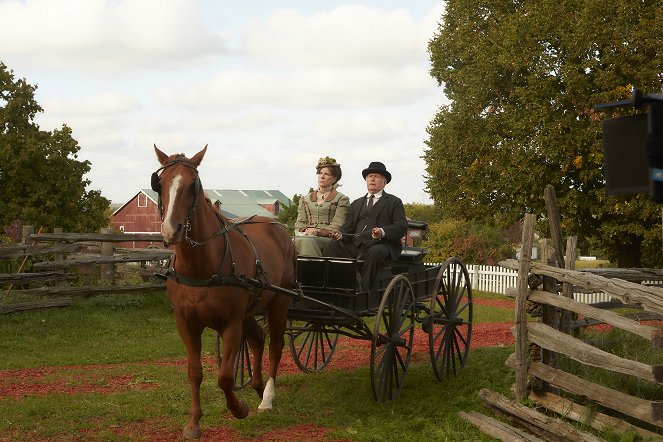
[294,190,350,256]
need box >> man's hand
[330,231,342,241]
[371,227,383,239]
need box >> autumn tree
[0,63,110,233]
[423,219,513,265]
[425,0,662,266]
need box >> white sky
[1,0,448,205]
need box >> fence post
[540,239,559,394]
[22,225,34,244]
[515,213,536,400]
[53,228,65,287]
[544,185,565,267]
[561,236,577,334]
[100,227,115,284]
[472,265,479,290]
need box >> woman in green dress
[294,156,350,256]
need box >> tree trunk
[616,234,642,267]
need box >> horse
[152,145,296,439]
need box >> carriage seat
[391,219,429,275]
[397,219,428,263]
[397,246,428,262]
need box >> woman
[294,156,350,256]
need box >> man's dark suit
[322,191,408,291]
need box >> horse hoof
[183,428,202,439]
[232,400,250,419]
[257,406,272,413]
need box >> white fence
[463,264,613,304]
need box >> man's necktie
[367,194,374,211]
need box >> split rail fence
[0,226,168,313]
[461,185,663,441]
[3,224,660,315]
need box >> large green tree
[0,63,110,233]
[425,0,663,266]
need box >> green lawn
[0,290,648,441]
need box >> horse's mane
[204,196,230,224]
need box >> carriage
[152,146,472,437]
[218,221,473,402]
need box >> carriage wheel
[215,316,266,390]
[370,274,416,402]
[288,321,340,373]
[426,257,473,381]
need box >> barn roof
[204,189,290,218]
[112,189,291,219]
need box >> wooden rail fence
[462,186,663,440]
[1,226,170,313]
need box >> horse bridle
[151,155,202,223]
[152,155,223,248]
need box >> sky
[1,0,448,205]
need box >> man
[322,161,408,292]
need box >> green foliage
[277,193,301,234]
[404,202,443,224]
[0,62,110,233]
[425,1,663,266]
[423,219,513,265]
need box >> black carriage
[217,222,473,402]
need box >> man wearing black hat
[323,161,408,292]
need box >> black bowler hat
[362,161,391,183]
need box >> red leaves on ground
[0,297,516,441]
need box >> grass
[563,327,663,402]
[0,290,651,441]
[575,259,615,269]
[0,292,199,370]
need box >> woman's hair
[316,157,342,183]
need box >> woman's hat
[362,161,391,183]
[317,156,340,168]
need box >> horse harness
[151,157,282,302]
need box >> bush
[424,219,513,265]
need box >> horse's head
[153,144,207,245]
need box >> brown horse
[152,145,296,439]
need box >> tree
[425,0,663,266]
[277,194,302,235]
[0,62,110,233]
[403,202,443,224]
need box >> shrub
[424,219,513,265]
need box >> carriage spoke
[454,325,469,349]
[452,331,465,369]
[434,323,450,363]
[373,339,390,358]
[455,300,470,317]
[434,295,450,318]
[371,275,414,402]
[395,344,408,371]
[432,322,450,346]
[289,322,339,373]
[428,258,473,382]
